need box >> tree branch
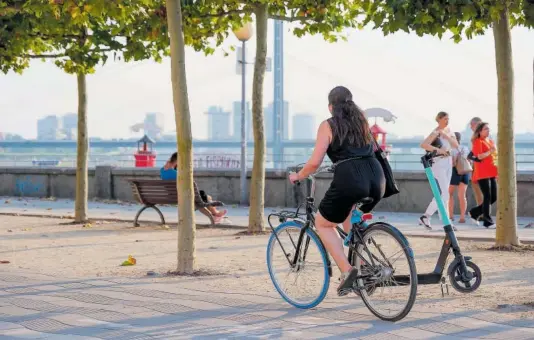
[32,33,84,40]
[20,48,113,59]
[268,14,318,23]
[187,8,250,19]
[23,53,65,58]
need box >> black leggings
[469,177,497,226]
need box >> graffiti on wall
[194,156,240,169]
[15,176,44,196]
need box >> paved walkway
[0,268,533,339]
[1,197,533,244]
[1,198,534,338]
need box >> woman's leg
[425,159,451,219]
[477,178,492,225]
[471,180,483,206]
[448,185,456,220]
[315,212,351,273]
[458,183,468,222]
[201,192,226,217]
[341,206,355,234]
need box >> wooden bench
[129,179,224,227]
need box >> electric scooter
[395,151,482,296]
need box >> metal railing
[2,151,534,171]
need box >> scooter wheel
[448,260,482,293]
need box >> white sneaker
[419,215,431,230]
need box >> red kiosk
[134,135,156,167]
[370,124,387,149]
[370,123,391,156]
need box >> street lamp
[233,22,253,206]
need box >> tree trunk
[248,4,268,233]
[74,73,88,223]
[492,8,520,247]
[166,0,196,273]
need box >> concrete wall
[0,167,96,199]
[1,166,534,216]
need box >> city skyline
[1,24,533,140]
[5,105,534,142]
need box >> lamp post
[233,22,253,206]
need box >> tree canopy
[359,0,534,42]
[0,0,176,74]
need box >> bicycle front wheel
[266,221,330,309]
[354,222,417,321]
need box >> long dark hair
[328,86,371,147]
[471,122,488,142]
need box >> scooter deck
[392,272,442,285]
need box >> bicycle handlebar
[291,164,333,187]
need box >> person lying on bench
[160,152,227,222]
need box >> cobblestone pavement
[0,268,533,339]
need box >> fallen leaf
[4,200,10,204]
[82,223,92,228]
[21,228,31,231]
[161,225,170,230]
[46,208,52,211]
[7,230,12,232]
[0,261,10,264]
[120,255,136,266]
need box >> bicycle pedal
[337,288,351,297]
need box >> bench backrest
[130,179,178,205]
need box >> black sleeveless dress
[318,119,386,223]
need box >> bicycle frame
[267,168,380,280]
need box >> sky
[0,22,533,140]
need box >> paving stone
[3,287,41,294]
[19,318,72,333]
[415,321,470,335]
[6,297,73,313]
[478,329,534,340]
[0,320,22,330]
[0,327,48,339]
[389,327,442,339]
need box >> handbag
[455,148,473,175]
[370,133,399,198]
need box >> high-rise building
[264,101,289,142]
[292,113,316,140]
[232,101,252,141]
[37,115,62,140]
[206,106,231,140]
[144,112,164,140]
[62,113,77,140]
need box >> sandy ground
[1,215,533,319]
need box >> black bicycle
[266,165,418,322]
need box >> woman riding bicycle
[289,86,385,296]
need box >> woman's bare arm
[420,130,443,153]
[296,121,331,180]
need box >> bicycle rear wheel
[266,221,330,309]
[354,222,417,321]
